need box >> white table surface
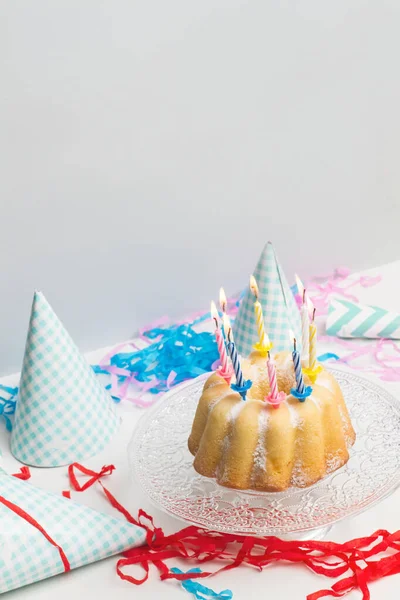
[1,261,400,599]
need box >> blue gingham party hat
[233,242,301,355]
[326,296,400,339]
[0,468,146,593]
[11,291,120,467]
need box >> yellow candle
[250,275,271,352]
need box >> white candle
[295,274,309,363]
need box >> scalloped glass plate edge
[129,368,400,538]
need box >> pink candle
[265,351,285,408]
[211,301,231,381]
[216,324,229,373]
[267,352,278,399]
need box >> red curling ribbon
[0,494,70,573]
[68,463,115,492]
[12,466,31,480]
[62,491,71,499]
[68,463,400,599]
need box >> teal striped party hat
[326,296,400,339]
[0,468,145,593]
[233,242,301,355]
[11,291,120,467]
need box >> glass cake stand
[128,369,400,540]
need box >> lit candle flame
[210,301,219,327]
[249,275,259,299]
[223,313,232,341]
[306,295,316,320]
[219,287,227,313]
[295,274,305,302]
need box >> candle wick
[312,308,316,322]
[293,337,297,352]
[227,328,232,343]
[268,350,271,360]
[213,317,218,329]
[303,289,306,304]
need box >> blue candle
[292,338,305,394]
[227,340,245,388]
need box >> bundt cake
[188,351,355,492]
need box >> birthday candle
[219,287,228,342]
[211,301,229,374]
[290,332,305,394]
[295,274,309,361]
[267,351,278,399]
[250,275,269,349]
[223,314,244,388]
[308,299,317,370]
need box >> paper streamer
[319,336,400,382]
[66,462,400,600]
[171,568,233,600]
[306,267,382,317]
[92,294,242,408]
[0,384,18,432]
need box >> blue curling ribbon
[230,379,252,401]
[290,385,313,402]
[318,352,340,362]
[171,568,233,599]
[0,384,18,395]
[101,322,221,396]
[0,384,18,431]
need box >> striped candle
[228,339,245,388]
[267,352,278,399]
[219,288,228,343]
[292,338,305,394]
[216,329,229,373]
[211,302,230,374]
[250,275,268,349]
[309,319,317,370]
[295,275,309,362]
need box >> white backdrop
[1,0,400,375]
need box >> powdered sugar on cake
[208,389,230,413]
[309,394,322,410]
[286,401,304,429]
[251,407,270,478]
[316,375,335,394]
[217,400,247,482]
